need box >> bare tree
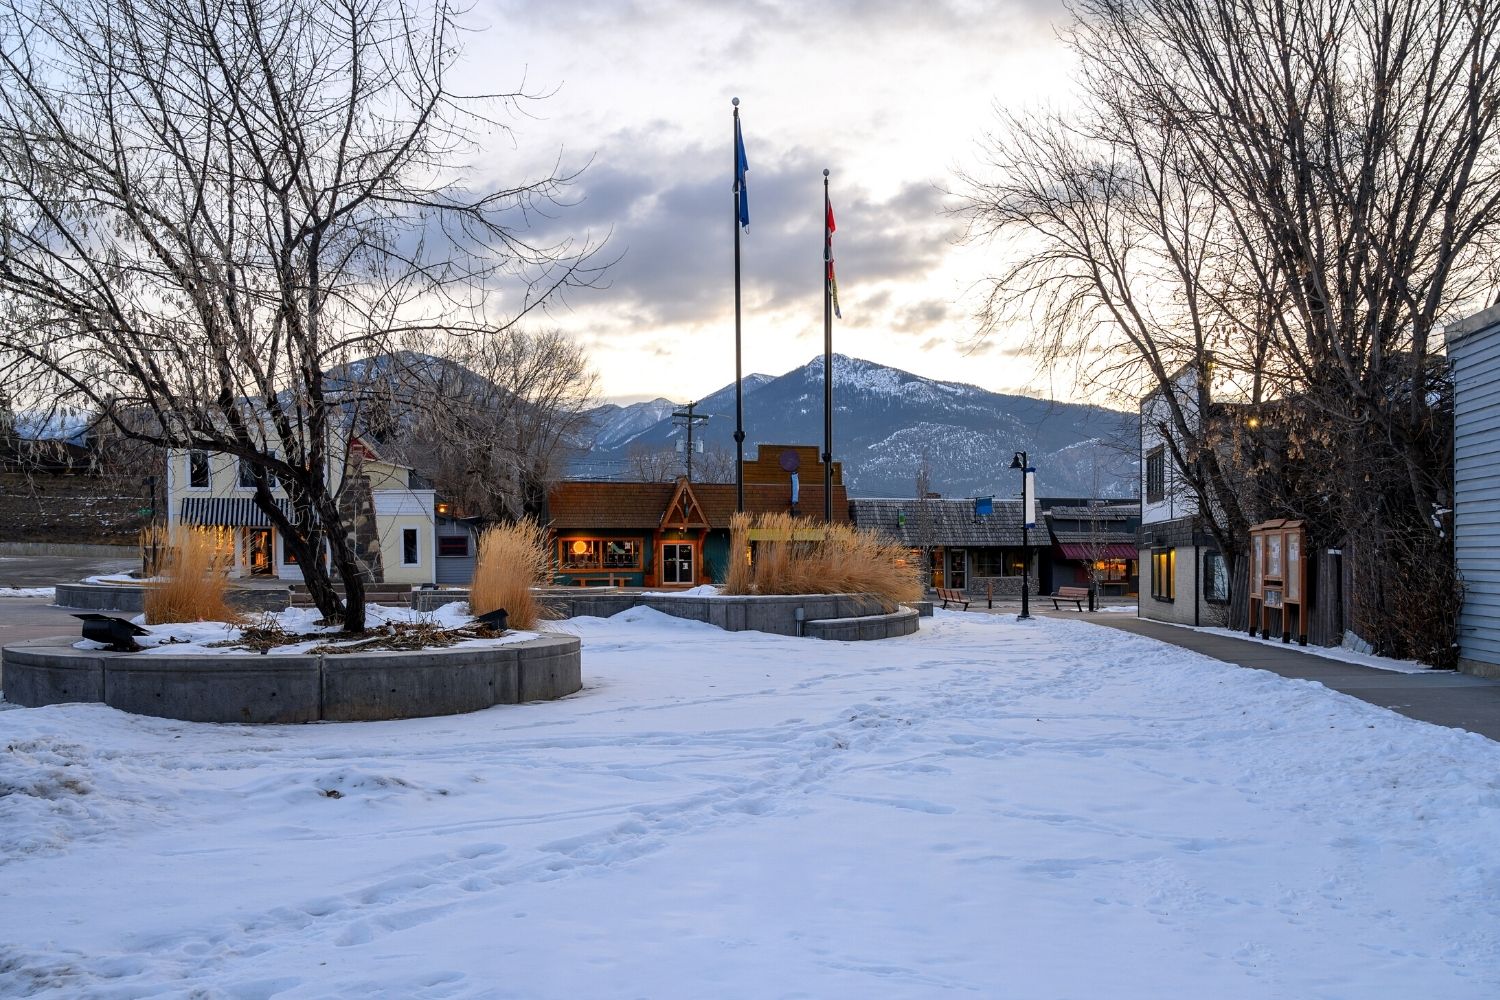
[694,442,737,484]
[380,330,598,522]
[959,0,1500,663]
[0,0,603,630]
[913,453,937,590]
[955,99,1257,567]
[620,441,736,484]
[624,446,682,483]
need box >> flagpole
[733,98,746,514]
[822,169,834,524]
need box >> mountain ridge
[577,354,1140,499]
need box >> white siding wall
[1140,367,1202,527]
[1450,306,1500,675]
[374,489,436,585]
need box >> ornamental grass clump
[143,526,239,625]
[721,512,922,610]
[469,518,555,631]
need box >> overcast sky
[463,0,1078,405]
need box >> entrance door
[247,529,274,576]
[661,543,695,585]
[947,548,968,590]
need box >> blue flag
[735,115,749,229]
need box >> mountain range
[577,355,1140,500]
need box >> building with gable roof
[544,445,848,588]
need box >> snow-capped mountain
[574,354,1139,499]
[585,398,681,451]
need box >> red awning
[1059,542,1137,561]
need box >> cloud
[457,0,1079,401]
[503,129,959,332]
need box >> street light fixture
[1009,451,1033,620]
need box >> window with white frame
[188,450,210,489]
[402,528,419,565]
[1145,447,1165,504]
[238,454,277,489]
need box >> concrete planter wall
[414,588,921,640]
[54,583,292,613]
[2,633,580,723]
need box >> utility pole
[672,402,710,482]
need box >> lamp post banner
[1023,469,1036,529]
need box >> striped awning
[1058,542,1138,561]
[179,496,293,528]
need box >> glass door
[947,548,967,589]
[661,543,695,585]
[247,529,274,576]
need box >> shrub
[469,518,555,631]
[720,512,922,610]
[144,526,239,624]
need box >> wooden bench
[935,587,970,610]
[1051,585,1091,611]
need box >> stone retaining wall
[2,634,580,723]
[416,589,920,640]
[0,542,136,558]
[803,607,921,641]
[53,583,292,613]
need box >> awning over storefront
[179,496,293,528]
[1058,542,1138,561]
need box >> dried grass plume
[720,512,921,610]
[469,518,556,631]
[143,525,240,625]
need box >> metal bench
[935,587,970,610]
[1051,585,1091,611]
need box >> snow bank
[2,611,1498,997]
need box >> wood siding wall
[1451,320,1500,671]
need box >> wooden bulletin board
[1247,519,1308,646]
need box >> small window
[402,528,419,565]
[1203,551,1230,603]
[1151,547,1176,601]
[438,535,469,557]
[283,537,299,565]
[1145,447,1165,504]
[188,450,210,489]
[238,454,277,490]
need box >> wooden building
[545,445,848,588]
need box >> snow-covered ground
[3,608,1499,998]
[70,603,534,657]
[0,587,55,599]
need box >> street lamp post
[1009,451,1032,620]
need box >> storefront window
[1204,551,1230,603]
[560,538,642,571]
[1151,548,1176,600]
[1093,558,1128,582]
[970,549,1005,577]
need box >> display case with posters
[1246,519,1308,645]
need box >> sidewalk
[1059,611,1500,742]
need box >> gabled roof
[661,479,710,530]
[850,497,1025,547]
[548,479,852,530]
